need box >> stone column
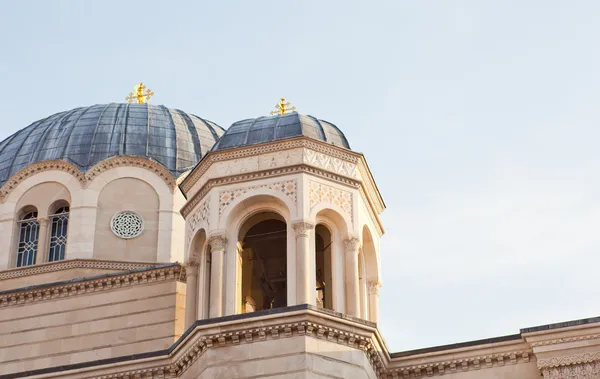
[344,237,361,317]
[184,258,200,329]
[368,280,382,323]
[293,221,315,306]
[208,235,226,318]
[36,217,49,264]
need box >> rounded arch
[1,161,84,206]
[17,205,38,220]
[220,192,294,231]
[188,228,207,263]
[361,224,380,283]
[310,204,353,235]
[14,181,72,219]
[48,199,70,216]
[219,189,296,230]
[5,172,78,214]
[86,165,172,210]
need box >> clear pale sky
[1,1,599,352]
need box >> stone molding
[387,350,532,378]
[0,264,184,308]
[208,235,227,252]
[180,137,361,194]
[292,221,314,238]
[530,333,600,347]
[180,164,361,218]
[0,156,177,203]
[0,259,157,280]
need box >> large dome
[212,112,350,152]
[0,103,224,186]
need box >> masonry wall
[180,335,377,379]
[0,277,186,376]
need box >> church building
[0,85,598,378]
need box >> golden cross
[126,82,155,104]
[270,98,296,115]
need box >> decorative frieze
[218,179,297,216]
[386,351,532,378]
[0,259,157,280]
[186,198,210,246]
[0,156,178,204]
[541,361,600,379]
[304,149,358,178]
[0,264,184,308]
[309,180,353,220]
[180,137,360,194]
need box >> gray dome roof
[0,103,224,187]
[212,112,350,152]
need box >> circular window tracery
[110,211,144,239]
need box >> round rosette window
[110,211,144,239]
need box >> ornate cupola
[180,101,385,327]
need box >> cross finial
[126,82,155,104]
[270,98,296,115]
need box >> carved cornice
[180,137,361,194]
[531,334,600,347]
[0,259,157,280]
[387,350,532,378]
[538,352,600,369]
[181,164,361,217]
[0,157,178,203]
[170,319,386,378]
[541,361,600,379]
[0,264,184,308]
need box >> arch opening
[315,224,333,310]
[48,201,70,262]
[16,207,39,267]
[239,212,287,313]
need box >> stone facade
[0,126,598,378]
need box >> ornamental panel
[111,211,144,239]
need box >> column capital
[185,257,201,268]
[343,236,360,252]
[368,280,382,294]
[208,235,227,251]
[292,221,314,238]
[38,217,49,227]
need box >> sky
[1,1,600,352]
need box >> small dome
[0,103,225,187]
[212,112,350,152]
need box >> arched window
[16,211,39,267]
[48,206,69,262]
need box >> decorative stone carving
[0,156,178,204]
[86,156,176,191]
[541,362,600,379]
[368,281,382,295]
[218,180,297,215]
[0,264,184,307]
[308,180,353,220]
[187,198,210,246]
[343,237,360,252]
[304,149,358,178]
[111,211,144,239]
[293,221,314,239]
[208,235,227,252]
